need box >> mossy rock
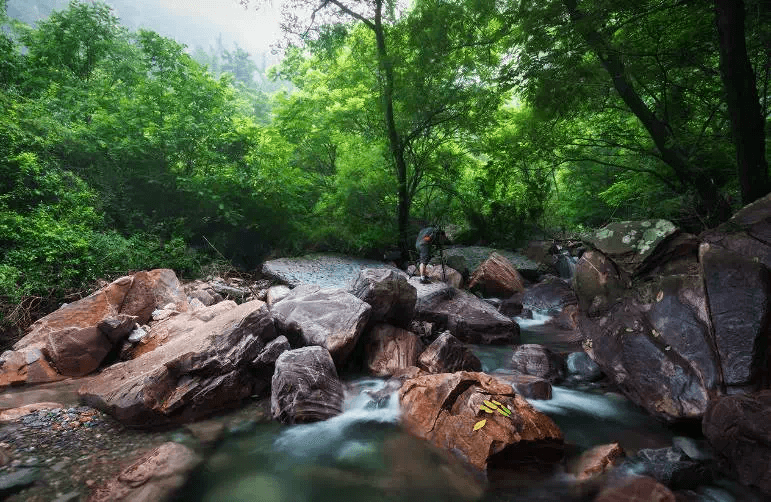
[585,220,678,276]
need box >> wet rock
[271,285,371,367]
[88,442,201,502]
[566,352,603,382]
[573,250,626,317]
[510,344,566,383]
[350,268,417,328]
[364,324,424,377]
[699,243,771,390]
[490,371,552,400]
[594,476,676,502]
[627,447,713,490]
[702,390,771,496]
[579,297,711,422]
[468,252,526,297]
[398,371,563,472]
[271,346,344,424]
[79,301,278,428]
[498,295,524,317]
[417,331,481,374]
[571,442,625,481]
[520,276,577,315]
[414,283,519,345]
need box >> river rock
[489,371,552,400]
[700,191,771,269]
[88,442,201,502]
[364,324,424,377]
[417,331,481,374]
[271,285,371,367]
[510,344,566,383]
[398,371,563,472]
[702,390,771,496]
[571,443,625,481]
[261,254,397,289]
[184,279,224,306]
[350,268,416,328]
[594,476,676,502]
[0,347,64,387]
[573,250,626,317]
[627,446,713,490]
[520,276,577,315]
[566,351,603,382]
[579,296,711,422]
[79,300,278,427]
[414,283,519,344]
[699,243,771,389]
[468,252,526,297]
[5,270,188,382]
[584,219,679,277]
[271,346,344,424]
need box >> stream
[173,314,754,502]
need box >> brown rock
[364,324,424,377]
[271,346,344,424]
[490,372,552,400]
[702,390,771,495]
[271,285,371,367]
[417,331,481,374]
[79,300,278,428]
[510,344,566,383]
[88,442,201,502]
[468,252,525,297]
[415,284,519,344]
[45,326,113,377]
[595,476,676,502]
[350,268,417,328]
[571,443,625,480]
[398,371,563,472]
[0,348,65,387]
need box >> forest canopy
[0,0,769,333]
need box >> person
[415,226,446,284]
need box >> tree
[714,0,769,205]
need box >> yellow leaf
[492,400,502,406]
[473,419,487,431]
[480,405,494,413]
[483,400,499,410]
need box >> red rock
[364,324,424,377]
[468,252,525,297]
[572,443,625,480]
[398,371,563,472]
[595,476,676,502]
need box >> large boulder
[0,347,64,387]
[520,276,577,315]
[510,344,566,383]
[468,252,526,297]
[414,283,519,345]
[271,346,344,424]
[364,324,424,377]
[584,219,679,277]
[702,390,771,496]
[699,243,771,389]
[349,268,416,328]
[78,300,279,428]
[398,371,563,472]
[417,331,482,374]
[5,270,188,381]
[270,285,371,366]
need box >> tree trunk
[715,0,770,206]
[373,3,411,258]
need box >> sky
[8,0,287,59]
[158,0,284,53]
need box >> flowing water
[176,314,755,502]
